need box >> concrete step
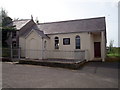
[19,59,87,69]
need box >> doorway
[29,38,38,59]
[94,42,101,58]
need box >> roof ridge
[38,17,105,25]
[13,19,31,22]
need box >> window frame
[63,38,70,45]
[12,41,17,48]
[75,35,81,49]
[54,36,59,49]
[12,31,17,38]
[44,41,47,49]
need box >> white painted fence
[43,50,86,60]
[2,48,88,61]
[21,49,88,61]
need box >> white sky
[0,0,119,47]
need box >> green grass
[107,47,120,57]
[106,47,120,62]
[107,53,120,57]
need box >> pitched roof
[37,17,106,34]
[35,29,49,38]
[25,29,49,38]
[22,24,49,38]
[8,19,31,30]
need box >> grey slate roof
[35,29,49,38]
[8,17,106,38]
[37,17,106,34]
[8,19,31,30]
[22,24,49,38]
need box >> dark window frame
[12,41,17,48]
[75,35,81,49]
[63,38,70,45]
[55,37,59,49]
[44,41,47,49]
[12,31,17,38]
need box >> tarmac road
[2,62,119,88]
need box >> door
[29,38,38,59]
[94,42,101,58]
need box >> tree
[0,8,15,47]
[109,40,114,53]
[0,8,13,26]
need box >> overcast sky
[0,0,119,47]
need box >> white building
[11,17,107,61]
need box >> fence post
[85,50,88,61]
[10,32,13,60]
[10,46,12,59]
[18,47,21,60]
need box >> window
[44,41,47,49]
[75,35,81,49]
[12,31,16,38]
[12,41,17,48]
[63,38,70,45]
[55,37,59,49]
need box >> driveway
[2,62,119,88]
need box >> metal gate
[2,47,20,59]
[12,47,20,59]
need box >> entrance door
[94,42,101,58]
[29,38,38,59]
